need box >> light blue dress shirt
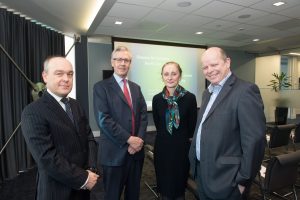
[113,73,132,103]
[196,72,232,160]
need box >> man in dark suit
[21,56,99,200]
[189,47,266,200]
[93,46,148,200]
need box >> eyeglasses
[113,58,131,64]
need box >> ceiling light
[273,2,285,6]
[289,52,300,56]
[85,0,105,30]
[115,21,123,25]
[177,1,192,7]
[253,39,260,42]
[195,32,203,35]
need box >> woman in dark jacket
[152,61,197,200]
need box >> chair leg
[257,172,266,200]
[144,181,159,199]
[293,185,297,200]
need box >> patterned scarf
[162,85,187,135]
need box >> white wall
[65,35,76,99]
[255,55,300,121]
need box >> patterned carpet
[1,132,300,200]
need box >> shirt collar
[47,89,65,102]
[208,72,232,93]
[113,73,128,84]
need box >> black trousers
[102,156,144,200]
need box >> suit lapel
[197,90,211,124]
[205,74,236,120]
[43,91,77,131]
[109,76,130,106]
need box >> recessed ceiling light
[238,14,251,19]
[177,1,192,7]
[273,2,285,6]
[289,52,300,56]
[195,32,203,35]
[253,39,260,42]
[115,21,123,25]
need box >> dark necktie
[61,97,75,125]
[123,79,135,135]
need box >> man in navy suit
[189,47,266,200]
[21,56,99,200]
[93,46,148,200]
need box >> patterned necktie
[123,79,135,135]
[61,97,75,125]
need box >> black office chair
[292,124,300,151]
[275,107,288,125]
[144,144,159,199]
[266,124,296,159]
[256,150,300,200]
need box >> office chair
[144,144,159,199]
[292,124,300,151]
[275,107,288,125]
[266,124,296,159]
[256,150,300,200]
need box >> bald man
[189,47,266,200]
[21,56,99,200]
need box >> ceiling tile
[116,0,164,7]
[131,20,167,31]
[143,9,186,23]
[219,0,263,7]
[250,0,300,12]
[268,19,300,31]
[176,15,215,27]
[209,31,245,40]
[278,5,300,19]
[247,14,290,26]
[201,19,239,30]
[159,0,213,13]
[223,23,260,33]
[192,1,244,18]
[107,3,152,19]
[222,8,268,23]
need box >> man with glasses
[93,46,148,200]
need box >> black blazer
[93,76,148,166]
[21,91,97,200]
[189,74,266,199]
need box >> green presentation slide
[115,41,206,110]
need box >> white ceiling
[1,0,300,54]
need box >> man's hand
[85,170,99,190]
[128,145,137,154]
[127,136,144,152]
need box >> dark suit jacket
[189,74,266,199]
[93,76,148,166]
[21,91,97,200]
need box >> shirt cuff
[80,174,89,190]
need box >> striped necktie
[61,97,75,125]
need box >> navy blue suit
[93,76,148,200]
